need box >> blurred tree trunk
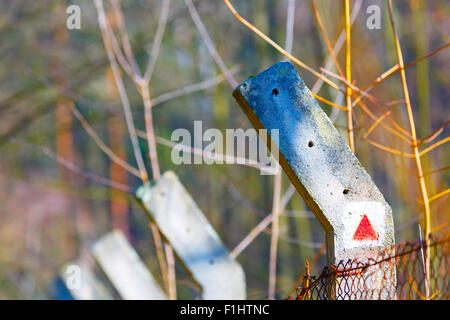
[106,69,130,236]
[53,4,94,247]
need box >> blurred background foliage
[0,0,448,299]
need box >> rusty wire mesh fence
[290,234,449,300]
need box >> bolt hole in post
[308,141,314,148]
[343,188,349,195]
[272,88,279,96]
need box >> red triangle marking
[352,214,379,241]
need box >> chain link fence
[289,234,449,300]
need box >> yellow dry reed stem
[345,0,354,152]
[360,42,450,93]
[363,138,414,158]
[430,222,448,234]
[312,92,347,111]
[419,137,450,157]
[427,189,449,204]
[387,0,431,298]
[421,166,450,178]
[223,0,340,92]
[362,110,391,139]
[312,1,344,77]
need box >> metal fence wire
[290,234,449,300]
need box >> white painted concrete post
[136,171,246,300]
[92,230,167,300]
[61,259,113,300]
[232,62,396,299]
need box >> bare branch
[284,0,296,56]
[70,104,141,178]
[152,66,240,107]
[11,138,131,193]
[94,0,149,182]
[139,84,161,180]
[144,0,171,83]
[311,0,362,93]
[186,0,238,88]
[110,0,142,78]
[136,131,278,174]
[268,168,282,299]
[230,214,273,259]
[223,0,339,91]
[387,2,431,291]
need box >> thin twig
[363,138,414,158]
[225,180,266,217]
[70,104,141,178]
[136,131,278,174]
[29,67,235,119]
[186,0,238,88]
[427,189,449,204]
[11,138,131,193]
[312,93,347,111]
[279,235,323,248]
[144,0,171,83]
[106,25,136,81]
[320,68,384,107]
[149,222,170,295]
[418,121,449,145]
[407,273,427,300]
[284,0,296,58]
[94,0,149,183]
[419,137,450,156]
[357,99,412,144]
[421,166,450,178]
[230,214,273,259]
[311,0,362,93]
[417,223,429,300]
[268,166,282,299]
[152,66,240,107]
[362,110,391,139]
[312,1,344,78]
[359,42,450,93]
[430,222,448,234]
[280,184,296,210]
[110,0,142,78]
[140,84,161,180]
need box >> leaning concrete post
[61,258,113,300]
[136,171,246,300]
[92,230,167,300]
[232,62,396,299]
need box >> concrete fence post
[92,230,167,300]
[136,171,246,300]
[232,61,396,299]
[60,258,113,300]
